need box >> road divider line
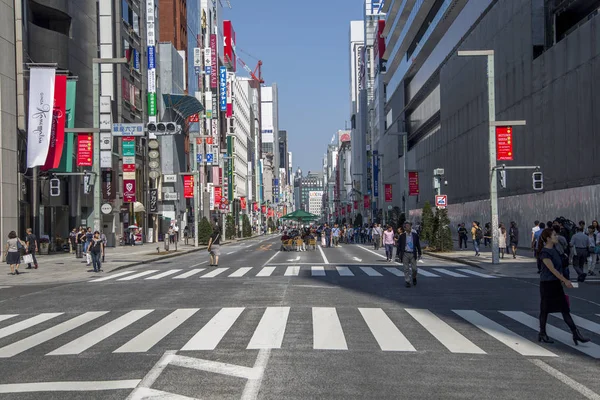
[145,269,182,280]
[0,313,63,340]
[256,267,276,277]
[317,245,329,264]
[115,309,199,353]
[229,267,253,277]
[311,266,326,276]
[200,268,229,278]
[313,307,347,350]
[182,307,245,351]
[90,270,137,282]
[284,266,300,276]
[530,359,600,400]
[247,307,290,349]
[0,380,142,394]
[359,308,416,352]
[173,269,205,279]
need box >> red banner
[42,75,67,170]
[253,202,259,212]
[408,172,420,196]
[342,208,345,215]
[384,184,392,202]
[364,195,370,209]
[123,163,136,172]
[496,126,513,161]
[214,187,222,205]
[206,137,214,145]
[123,179,136,203]
[183,175,194,199]
[261,205,266,214]
[76,133,93,166]
[187,114,199,123]
[268,208,274,217]
[347,204,351,213]
[240,196,247,210]
[354,201,358,210]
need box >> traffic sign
[112,123,145,136]
[206,153,214,163]
[435,195,448,208]
[196,154,203,163]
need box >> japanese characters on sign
[408,172,420,196]
[183,175,194,199]
[496,126,513,161]
[384,184,392,202]
[76,134,93,167]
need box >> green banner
[227,135,233,201]
[57,80,77,172]
[148,93,157,116]
[122,140,135,157]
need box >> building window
[29,0,72,36]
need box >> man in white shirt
[531,220,540,253]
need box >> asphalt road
[1,235,600,399]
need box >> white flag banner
[27,67,56,168]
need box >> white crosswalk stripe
[360,267,383,277]
[417,269,441,277]
[90,270,137,282]
[0,315,18,323]
[432,268,469,278]
[256,267,276,277]
[457,269,498,278]
[228,267,253,277]
[200,268,229,278]
[311,266,326,276]
[118,271,159,281]
[146,270,182,280]
[384,267,403,277]
[554,314,600,333]
[173,269,206,279]
[336,266,354,276]
[0,286,12,290]
[0,308,596,358]
[284,266,300,276]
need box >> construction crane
[237,57,264,85]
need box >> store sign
[223,20,237,71]
[102,170,116,200]
[408,172,419,196]
[364,195,370,209]
[122,137,136,157]
[219,66,227,111]
[210,34,217,89]
[496,126,513,161]
[183,175,194,199]
[373,150,379,197]
[76,134,93,166]
[123,179,136,203]
[384,184,392,202]
[214,186,222,206]
[148,93,157,116]
[100,150,111,168]
[149,188,158,213]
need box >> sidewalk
[0,235,259,286]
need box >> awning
[162,94,204,119]
[133,201,145,213]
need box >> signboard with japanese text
[219,66,227,111]
[408,172,419,196]
[123,179,136,203]
[214,186,222,206]
[210,34,217,89]
[183,175,194,199]
[112,123,145,137]
[122,137,136,157]
[149,188,158,213]
[102,170,115,200]
[76,134,93,166]
[384,184,392,202]
[496,126,513,161]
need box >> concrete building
[261,84,279,203]
[297,172,324,213]
[308,191,324,217]
[278,130,289,184]
[231,75,253,201]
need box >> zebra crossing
[89,266,499,282]
[0,307,599,359]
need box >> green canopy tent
[280,210,320,222]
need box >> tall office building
[260,84,280,203]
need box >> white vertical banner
[27,68,56,168]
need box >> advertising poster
[76,134,93,167]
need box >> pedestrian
[332,224,341,247]
[69,228,77,254]
[531,220,541,252]
[83,227,93,266]
[484,223,492,247]
[325,224,332,248]
[537,228,589,345]
[24,228,39,269]
[533,222,546,273]
[509,221,519,259]
[394,226,404,263]
[207,225,221,266]
[553,225,570,279]
[87,231,104,273]
[398,222,422,288]
[372,223,383,250]
[570,226,589,282]
[4,231,24,275]
[587,225,598,276]
[458,223,468,250]
[471,221,482,256]
[184,226,189,245]
[383,225,395,262]
[498,224,507,259]
[100,232,107,263]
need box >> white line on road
[173,269,206,279]
[311,266,326,276]
[454,310,557,357]
[406,309,485,354]
[118,270,159,281]
[531,359,600,399]
[181,308,245,351]
[256,267,276,277]
[115,309,199,353]
[0,380,142,394]
[128,388,198,400]
[417,269,441,277]
[229,267,253,277]
[262,252,279,267]
[286,256,301,262]
[200,268,229,278]
[432,268,469,278]
[0,313,63,340]
[126,350,176,400]
[284,266,300,276]
[336,266,354,276]
[247,307,290,349]
[313,307,347,350]
[457,269,498,278]
[145,269,182,280]
[552,313,600,333]
[353,257,362,262]
[227,252,236,255]
[48,310,154,355]
[171,354,259,379]
[360,267,383,277]
[357,245,386,259]
[317,245,329,264]
[90,270,137,282]
[384,267,403,277]
[0,286,12,290]
[241,348,271,400]
[0,315,17,323]
[359,308,416,352]
[189,261,208,268]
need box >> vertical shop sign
[102,170,116,200]
[496,126,513,161]
[183,175,195,198]
[384,184,392,202]
[76,134,93,166]
[408,172,420,196]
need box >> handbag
[594,245,600,255]
[22,254,33,264]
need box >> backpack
[475,227,484,240]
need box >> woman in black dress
[537,228,590,345]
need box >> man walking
[458,223,468,250]
[570,227,589,282]
[324,224,332,248]
[332,224,341,247]
[471,221,482,256]
[25,228,39,269]
[372,223,383,250]
[398,222,422,287]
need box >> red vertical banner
[496,126,513,161]
[384,184,393,202]
[261,205,266,214]
[354,201,358,210]
[240,196,247,210]
[341,208,345,216]
[76,134,93,166]
[364,195,370,209]
[408,172,420,196]
[183,175,194,199]
[347,204,351,213]
[253,202,259,212]
[214,187,222,205]
[268,208,274,217]
[123,179,136,203]
[42,75,67,170]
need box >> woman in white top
[498,224,507,259]
[4,231,24,275]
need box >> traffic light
[49,178,60,197]
[532,171,543,191]
[498,170,507,188]
[146,122,181,136]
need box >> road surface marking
[406,309,485,354]
[432,268,469,278]
[173,269,206,279]
[145,269,182,280]
[311,266,326,276]
[115,309,199,353]
[126,350,176,400]
[457,269,498,278]
[417,269,441,277]
[90,270,137,282]
[359,308,416,352]
[227,252,236,255]
[189,261,208,268]
[262,252,279,266]
[336,266,354,276]
[384,267,403,277]
[357,245,387,259]
[48,310,153,355]
[241,348,271,400]
[313,307,347,350]
[229,267,253,277]
[317,245,330,264]
[0,380,142,394]
[0,286,12,290]
[256,267,276,277]
[200,267,229,278]
[170,354,259,379]
[0,312,108,358]
[0,313,63,340]
[501,311,600,358]
[353,257,362,262]
[181,307,245,351]
[552,313,600,333]
[530,359,600,400]
[0,315,17,323]
[360,267,383,277]
[118,270,159,281]
[287,256,300,262]
[127,387,198,400]
[284,266,300,276]
[454,310,557,357]
[247,307,290,349]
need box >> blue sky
[223,0,363,175]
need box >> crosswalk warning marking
[0,313,63,340]
[115,309,200,353]
[90,270,137,282]
[336,267,354,276]
[359,308,416,352]
[454,310,557,357]
[416,269,440,277]
[200,268,229,278]
[284,266,300,276]
[311,266,326,276]
[146,270,182,280]
[0,312,108,358]
[247,307,290,349]
[256,267,276,277]
[313,307,347,350]
[173,269,205,279]
[501,311,600,359]
[181,308,245,351]
[48,310,153,355]
[406,309,485,354]
[360,267,383,277]
[433,268,468,278]
[229,267,253,277]
[118,270,159,281]
[457,269,498,279]
[0,315,18,324]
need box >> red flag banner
[240,197,247,210]
[42,75,67,170]
[384,184,392,202]
[347,204,351,213]
[354,201,358,210]
[496,126,513,161]
[408,172,419,196]
[253,202,259,212]
[364,195,370,209]
[123,179,136,203]
[214,187,222,205]
[268,208,274,217]
[183,175,194,199]
[76,134,93,166]
[261,205,266,214]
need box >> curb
[424,251,484,269]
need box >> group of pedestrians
[70,227,106,272]
[4,228,39,275]
[382,222,422,287]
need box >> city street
[1,235,600,399]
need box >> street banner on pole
[496,126,513,161]
[102,170,116,200]
[27,67,56,168]
[42,75,67,170]
[384,184,392,202]
[57,79,77,172]
[123,179,136,203]
[408,172,419,196]
[354,201,358,210]
[76,134,93,166]
[240,197,247,210]
[364,195,370,209]
[183,175,194,199]
[347,204,351,213]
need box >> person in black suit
[397,222,422,288]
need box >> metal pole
[92,62,101,232]
[380,155,385,226]
[487,53,500,265]
[403,134,408,218]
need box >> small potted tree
[39,236,50,255]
